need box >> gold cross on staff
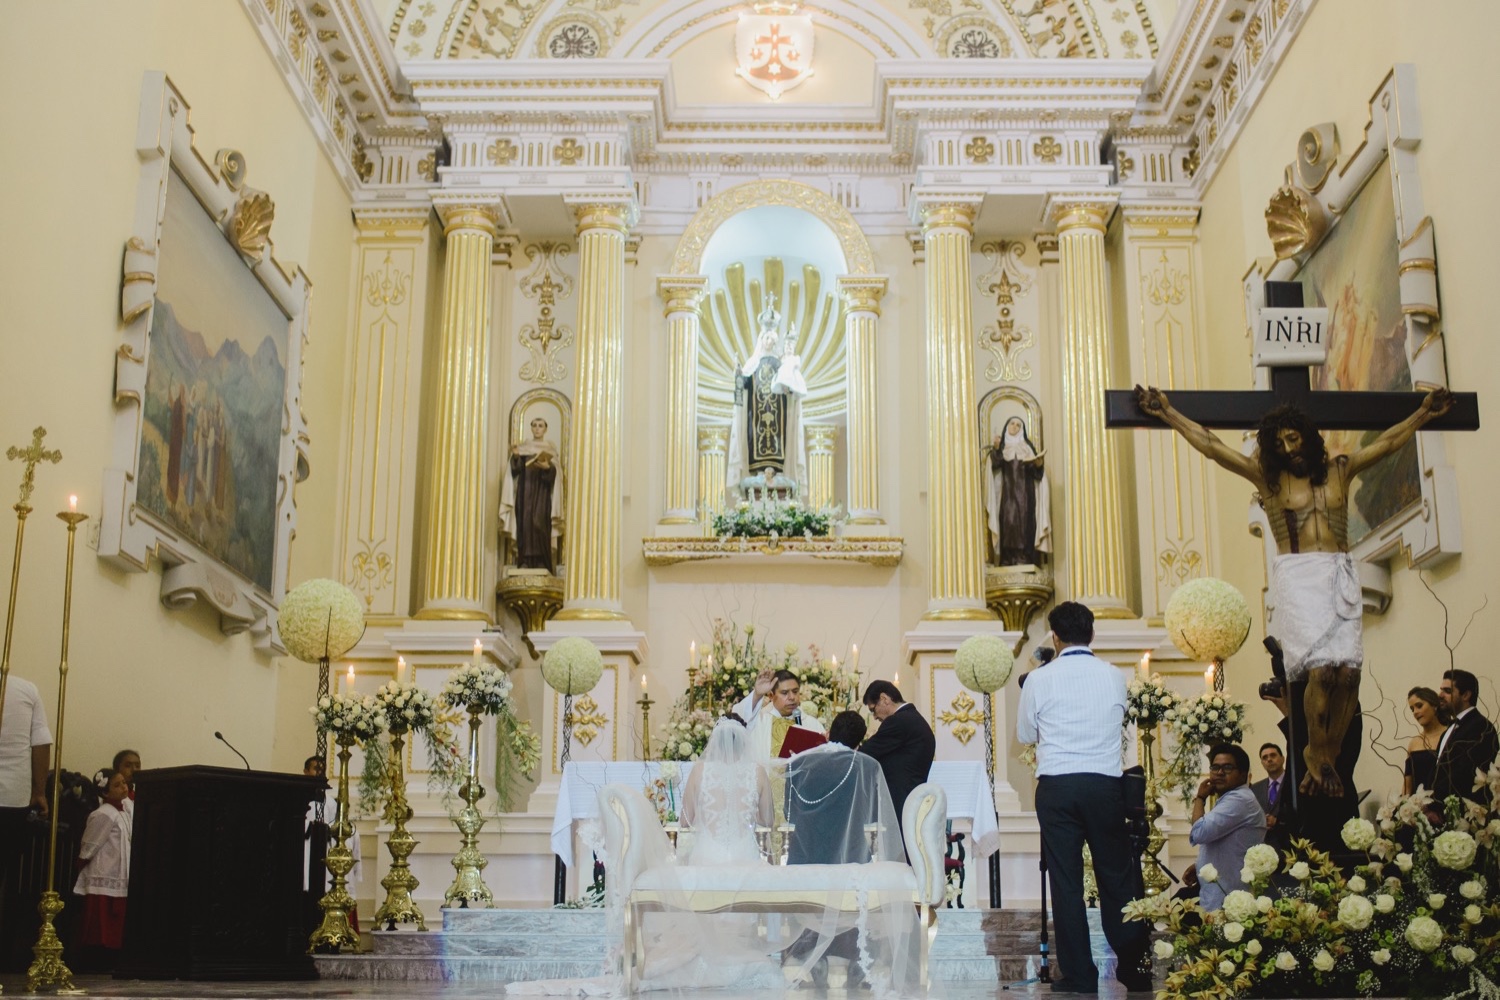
[5,426,62,511]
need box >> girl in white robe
[75,771,133,954]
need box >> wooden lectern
[117,765,324,980]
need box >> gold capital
[572,202,635,236]
[837,275,887,316]
[439,204,501,238]
[1049,199,1114,234]
[920,202,978,235]
[657,276,707,316]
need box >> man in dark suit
[1249,743,1286,819]
[858,680,935,820]
[1434,669,1499,804]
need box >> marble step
[317,956,606,983]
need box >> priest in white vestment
[731,669,825,760]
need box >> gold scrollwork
[364,252,412,308]
[1116,150,1135,181]
[975,240,1035,383]
[565,694,608,747]
[231,191,275,261]
[417,151,436,181]
[1157,540,1203,587]
[518,242,575,385]
[1142,258,1188,307]
[347,539,395,608]
[939,690,986,746]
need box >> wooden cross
[1105,282,1480,432]
[5,426,62,510]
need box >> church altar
[551,759,1000,868]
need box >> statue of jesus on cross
[1136,383,1453,796]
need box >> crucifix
[6,426,63,513]
[1106,280,1479,809]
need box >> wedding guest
[112,749,141,800]
[1434,670,1498,804]
[1404,686,1449,795]
[1249,743,1285,825]
[1188,745,1265,912]
[74,771,132,969]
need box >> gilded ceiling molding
[669,179,875,276]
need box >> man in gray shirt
[1189,744,1267,912]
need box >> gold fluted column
[919,201,993,621]
[698,425,729,526]
[416,202,501,621]
[837,276,887,525]
[1047,195,1131,617]
[804,425,837,510]
[557,201,637,621]
[657,277,708,527]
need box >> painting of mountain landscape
[136,175,288,593]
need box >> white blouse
[75,803,132,897]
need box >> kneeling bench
[600,782,949,991]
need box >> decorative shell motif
[232,191,275,261]
[1265,185,1328,260]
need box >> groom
[732,669,826,761]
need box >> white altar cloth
[551,760,999,868]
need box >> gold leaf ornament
[232,190,276,261]
[1265,185,1329,261]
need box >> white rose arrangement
[279,578,365,662]
[1125,673,1176,729]
[310,691,386,742]
[1244,843,1280,879]
[442,661,515,716]
[1163,577,1251,662]
[954,634,1013,693]
[1162,692,1248,803]
[375,680,438,734]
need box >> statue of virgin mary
[726,296,806,502]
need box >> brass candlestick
[308,736,361,953]
[1138,728,1171,897]
[0,428,62,786]
[638,690,655,759]
[373,728,426,930]
[443,709,492,908]
[26,506,86,995]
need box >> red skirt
[79,894,127,950]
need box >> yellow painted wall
[1197,0,1500,797]
[0,2,355,779]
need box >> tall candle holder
[443,708,492,908]
[1137,727,1171,897]
[26,503,86,995]
[309,736,361,952]
[0,428,61,776]
[373,727,426,930]
[638,689,655,759]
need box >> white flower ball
[1222,890,1258,925]
[542,637,604,695]
[1465,904,1483,924]
[1312,950,1335,973]
[279,578,365,662]
[1371,948,1391,965]
[1244,844,1279,878]
[1217,959,1235,977]
[1222,922,1243,943]
[1429,893,1446,910]
[1164,577,1252,661]
[1341,818,1377,851]
[1244,939,1262,957]
[1405,915,1443,952]
[1200,864,1219,884]
[1289,861,1311,881]
[1395,853,1413,873]
[1453,945,1477,966]
[1337,894,1373,931]
[1434,830,1478,870]
[1273,951,1297,972]
[1153,940,1173,959]
[1346,875,1367,893]
[954,634,1014,693]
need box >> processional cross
[6,426,62,512]
[1105,280,1480,804]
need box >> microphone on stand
[214,730,251,770]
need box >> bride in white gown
[679,717,773,864]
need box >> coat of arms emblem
[734,1,815,101]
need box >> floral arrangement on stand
[659,620,863,761]
[439,660,541,812]
[1162,692,1249,804]
[1127,770,1500,999]
[1126,673,1177,729]
[711,497,843,539]
[311,691,387,744]
[356,680,464,814]
[1164,578,1253,668]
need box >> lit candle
[641,673,648,692]
[1139,652,1150,678]
[831,654,839,671]
[68,495,77,512]
[396,656,407,684]
[1204,665,1214,691]
[473,638,483,666]
[850,643,859,673]
[347,663,355,689]
[893,670,900,690]
[690,640,698,672]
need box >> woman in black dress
[1404,685,1450,795]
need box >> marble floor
[0,979,1150,999]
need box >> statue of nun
[984,416,1051,566]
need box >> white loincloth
[1266,552,1363,682]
